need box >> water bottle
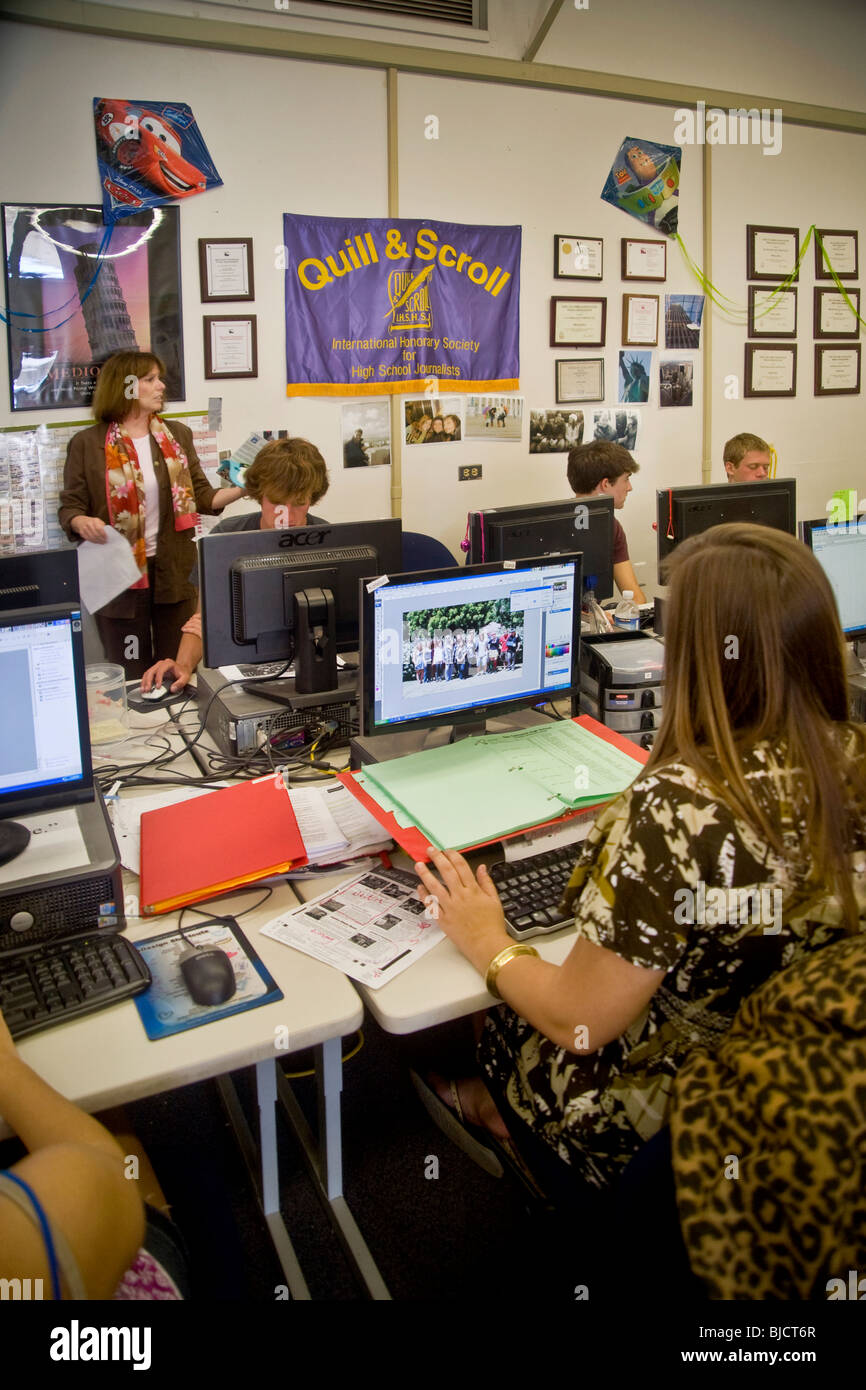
[612,590,639,631]
[582,577,612,634]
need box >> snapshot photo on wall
[2,203,183,412]
[592,409,639,450]
[659,359,694,407]
[464,395,523,441]
[404,396,463,444]
[618,351,652,403]
[341,399,391,467]
[529,409,584,453]
[665,294,704,349]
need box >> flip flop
[410,1070,555,1207]
[409,1070,505,1177]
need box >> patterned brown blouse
[479,729,866,1189]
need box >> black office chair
[401,531,459,572]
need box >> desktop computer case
[0,789,124,950]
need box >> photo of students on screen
[403,606,524,688]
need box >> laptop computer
[0,603,126,948]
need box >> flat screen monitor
[467,497,614,599]
[0,604,93,862]
[656,478,797,565]
[0,547,79,612]
[359,554,582,740]
[199,519,403,681]
[800,518,866,642]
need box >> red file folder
[140,774,307,914]
[338,715,647,862]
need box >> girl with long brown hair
[414,524,866,1198]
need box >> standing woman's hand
[70,515,108,544]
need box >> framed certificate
[815,229,858,281]
[814,287,861,340]
[204,315,258,378]
[621,238,666,281]
[622,294,659,347]
[550,297,606,347]
[554,235,603,281]
[746,226,800,282]
[555,357,604,403]
[815,344,861,396]
[748,286,797,338]
[199,238,254,302]
[744,343,797,398]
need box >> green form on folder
[360,721,641,851]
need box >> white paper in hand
[77,526,141,612]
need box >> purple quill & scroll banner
[283,214,520,396]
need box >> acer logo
[277,530,329,547]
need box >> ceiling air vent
[308,0,481,27]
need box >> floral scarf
[104,416,198,588]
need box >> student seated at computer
[723,432,771,482]
[0,1004,145,1298]
[140,437,329,693]
[414,524,866,1206]
[566,441,647,602]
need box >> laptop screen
[0,604,94,818]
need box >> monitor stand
[350,708,555,769]
[0,820,31,867]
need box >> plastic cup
[86,663,130,744]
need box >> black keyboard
[489,844,580,941]
[0,933,151,1041]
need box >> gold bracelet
[485,943,539,1000]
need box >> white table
[1,710,383,1299]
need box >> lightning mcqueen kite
[94,98,222,219]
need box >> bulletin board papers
[261,866,443,989]
[133,917,282,1040]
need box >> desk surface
[1,713,362,1135]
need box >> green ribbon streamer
[675,225,865,331]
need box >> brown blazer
[58,419,222,618]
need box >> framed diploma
[815,344,861,396]
[814,287,861,340]
[203,315,258,378]
[553,235,603,281]
[746,226,799,282]
[815,229,858,281]
[550,297,606,347]
[199,238,254,302]
[744,343,797,398]
[747,286,797,338]
[555,357,604,403]
[621,238,666,281]
[622,294,659,347]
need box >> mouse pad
[132,918,282,1040]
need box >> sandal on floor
[410,1070,553,1207]
[409,1070,505,1177]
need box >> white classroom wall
[1,11,864,590]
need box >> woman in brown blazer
[58,351,242,678]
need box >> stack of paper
[288,782,391,866]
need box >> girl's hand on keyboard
[414,849,511,975]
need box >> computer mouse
[179,948,237,1007]
[142,681,174,702]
